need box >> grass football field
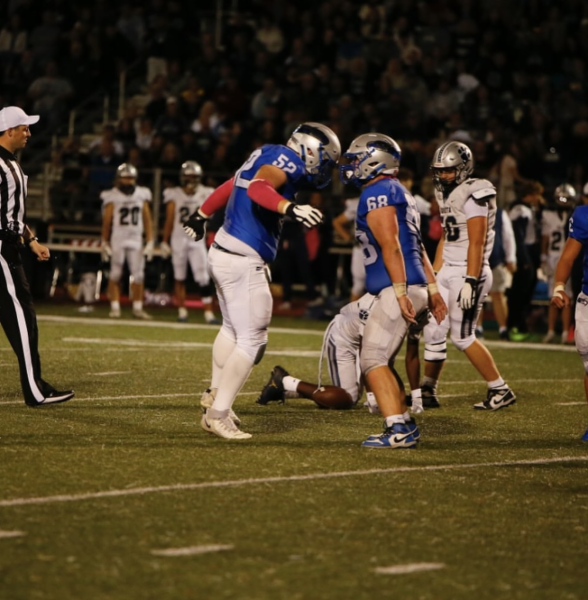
[0,304,587,600]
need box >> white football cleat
[200,389,241,425]
[201,413,251,440]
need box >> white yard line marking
[0,391,260,406]
[62,337,321,358]
[375,563,445,575]
[0,530,25,538]
[0,456,585,509]
[38,315,326,336]
[37,315,584,349]
[151,545,234,557]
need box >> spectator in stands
[27,60,74,131]
[86,138,119,222]
[154,96,188,144]
[135,116,155,153]
[0,14,27,81]
[88,124,124,158]
[157,141,183,188]
[28,10,60,66]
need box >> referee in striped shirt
[0,106,74,406]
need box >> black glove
[183,209,208,241]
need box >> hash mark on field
[0,530,25,538]
[555,402,586,406]
[92,371,132,376]
[0,456,586,509]
[151,544,234,557]
[375,563,445,575]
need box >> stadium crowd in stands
[1,0,588,330]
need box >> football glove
[143,240,154,262]
[183,209,208,241]
[159,241,172,259]
[285,203,323,228]
[458,276,478,310]
[100,240,112,263]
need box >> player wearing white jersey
[332,197,365,300]
[542,184,576,343]
[100,163,154,319]
[422,141,516,411]
[160,162,219,324]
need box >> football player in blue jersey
[182,122,341,440]
[340,133,446,448]
[551,186,588,441]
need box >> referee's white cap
[0,106,40,132]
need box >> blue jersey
[568,205,588,294]
[223,144,306,262]
[355,177,426,295]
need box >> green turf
[0,304,587,600]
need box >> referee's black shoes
[26,390,75,407]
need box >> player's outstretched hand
[285,203,323,228]
[183,209,208,241]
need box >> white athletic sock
[111,300,120,311]
[402,411,411,422]
[282,376,300,393]
[211,328,236,390]
[488,377,505,389]
[132,300,143,311]
[178,307,188,319]
[385,414,405,428]
[411,388,422,401]
[212,347,254,412]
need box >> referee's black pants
[0,240,52,405]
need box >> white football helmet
[286,122,341,189]
[431,141,474,192]
[116,163,138,195]
[554,183,576,207]
[180,160,202,191]
[339,133,401,188]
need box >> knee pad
[452,333,475,352]
[360,347,389,375]
[237,330,268,363]
[424,340,447,362]
[109,263,123,283]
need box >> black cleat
[421,384,441,409]
[256,366,289,405]
[27,389,75,407]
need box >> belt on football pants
[212,241,245,257]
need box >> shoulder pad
[467,178,496,204]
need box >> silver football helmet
[116,163,138,195]
[286,122,341,189]
[431,141,474,192]
[554,183,576,207]
[339,133,401,188]
[180,160,202,190]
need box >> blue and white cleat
[362,423,418,449]
[365,419,420,442]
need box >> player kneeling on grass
[550,192,588,442]
[340,133,446,449]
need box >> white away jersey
[437,178,496,266]
[101,186,152,243]
[163,185,214,242]
[541,209,570,262]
